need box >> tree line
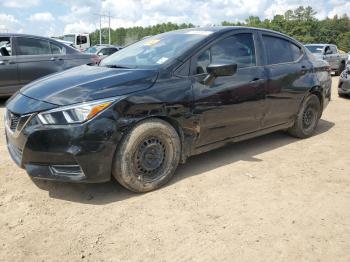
[90,6,350,52]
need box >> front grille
[8,112,20,132]
[6,110,33,134]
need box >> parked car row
[0,34,124,97]
[0,34,100,96]
[5,27,332,193]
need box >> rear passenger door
[261,33,311,128]
[0,36,19,95]
[15,37,63,86]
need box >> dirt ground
[0,77,350,262]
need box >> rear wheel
[113,118,181,193]
[288,94,321,138]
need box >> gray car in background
[0,33,99,97]
[305,44,348,75]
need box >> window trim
[190,31,259,76]
[260,32,305,66]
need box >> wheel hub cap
[136,138,165,174]
[303,108,314,127]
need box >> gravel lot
[1,77,350,262]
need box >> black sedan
[5,27,331,193]
[0,33,99,97]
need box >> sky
[0,0,349,37]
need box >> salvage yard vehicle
[5,27,331,193]
[63,33,90,51]
[338,64,350,97]
[0,33,99,97]
[84,44,122,62]
[305,44,348,75]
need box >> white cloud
[29,12,55,22]
[0,0,40,8]
[63,21,96,34]
[327,2,350,18]
[0,14,22,33]
[1,0,350,36]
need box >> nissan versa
[5,27,331,193]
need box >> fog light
[50,165,84,177]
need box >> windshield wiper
[102,64,133,69]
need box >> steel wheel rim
[134,136,167,182]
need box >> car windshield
[85,47,98,53]
[100,30,212,69]
[63,35,75,44]
[305,45,324,54]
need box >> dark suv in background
[0,34,99,97]
[5,27,332,193]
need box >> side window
[106,48,117,55]
[263,35,303,65]
[194,33,256,75]
[196,49,210,74]
[330,46,337,54]
[290,43,303,61]
[0,37,12,56]
[50,42,65,55]
[77,36,87,45]
[17,37,51,55]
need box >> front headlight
[37,98,116,125]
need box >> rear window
[305,45,324,54]
[0,37,11,56]
[263,35,303,65]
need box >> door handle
[50,57,57,61]
[0,61,5,65]
[301,65,307,74]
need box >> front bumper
[5,98,123,183]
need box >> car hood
[20,65,158,106]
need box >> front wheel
[113,118,181,193]
[288,94,321,138]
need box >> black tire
[288,94,321,138]
[113,118,181,193]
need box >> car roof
[0,33,79,52]
[305,44,336,47]
[165,26,300,43]
[0,33,65,44]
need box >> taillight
[91,55,100,64]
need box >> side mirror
[325,49,332,55]
[202,63,237,85]
[97,52,103,56]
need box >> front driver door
[191,32,267,147]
